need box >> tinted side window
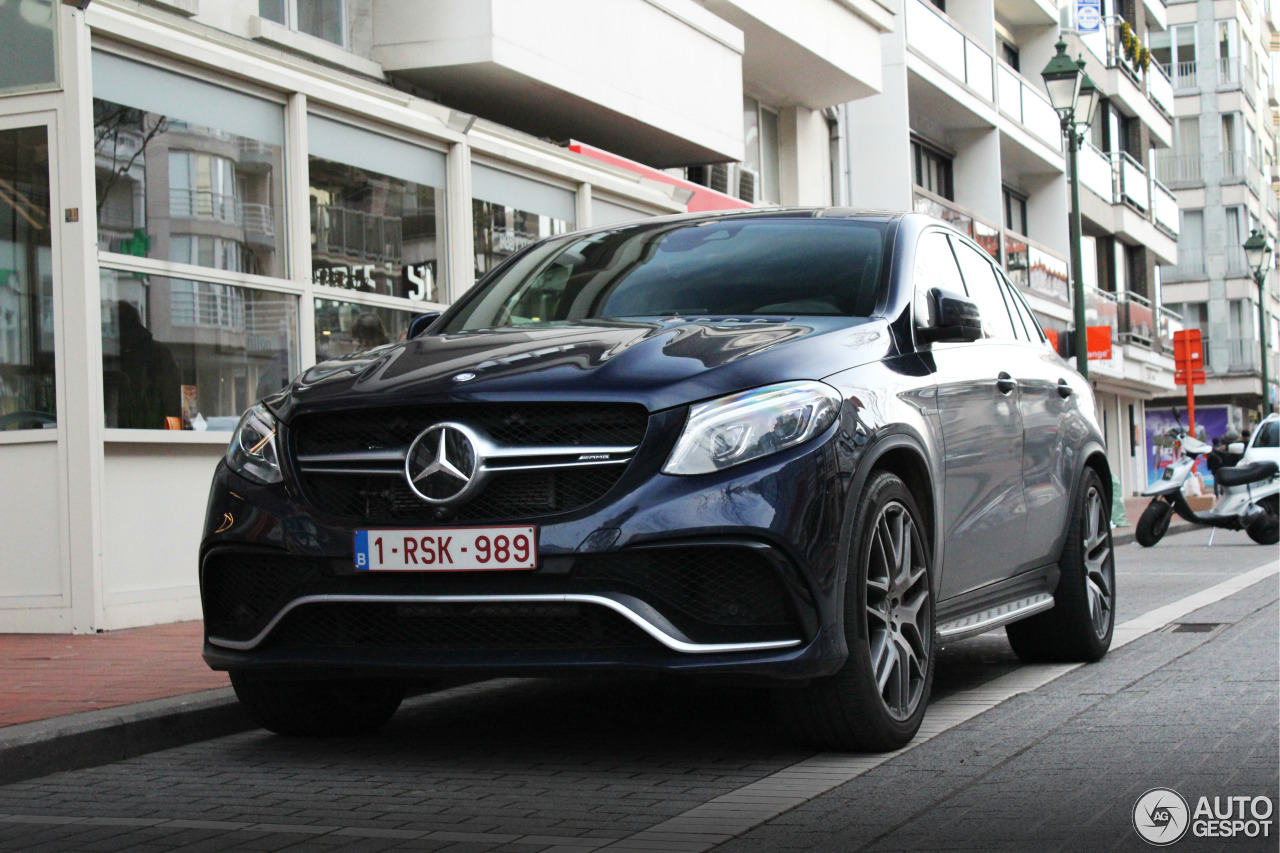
[1255,420,1279,448]
[952,240,1018,340]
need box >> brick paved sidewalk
[0,621,227,729]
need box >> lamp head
[1244,229,1273,276]
[1041,40,1082,119]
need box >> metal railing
[1152,179,1179,234]
[1154,151,1202,186]
[1226,336,1262,371]
[169,188,239,224]
[241,203,274,241]
[905,0,994,102]
[1160,247,1207,281]
[1221,149,1246,181]
[1219,56,1241,88]
[1118,152,1149,210]
[1078,144,1179,236]
[312,203,404,264]
[171,281,246,330]
[1148,61,1174,116]
[1224,247,1251,277]
[1119,291,1157,347]
[1164,61,1198,90]
[1156,305,1185,353]
[1002,229,1070,304]
[1084,285,1121,345]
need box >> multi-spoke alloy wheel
[1007,468,1115,663]
[773,471,935,752]
[865,501,932,721]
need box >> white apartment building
[0,0,893,632]
[1152,0,1280,427]
[845,0,1182,497]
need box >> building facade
[1153,0,1280,431]
[0,0,893,632]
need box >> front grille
[292,404,648,456]
[202,553,329,642]
[302,466,625,523]
[268,601,654,651]
[573,547,800,643]
[288,403,648,523]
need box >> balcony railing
[1219,56,1241,88]
[1002,229,1070,304]
[1156,305,1185,353]
[1163,61,1198,91]
[1119,291,1157,347]
[1155,151,1202,186]
[1079,143,1180,237]
[911,188,1001,260]
[1084,285,1121,346]
[1226,336,1263,371]
[996,61,1061,150]
[906,0,994,102]
[313,203,404,265]
[1225,246,1251,277]
[241,202,275,244]
[1161,246,1206,281]
[169,188,239,225]
[1148,62,1174,116]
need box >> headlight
[226,403,283,485]
[663,381,841,475]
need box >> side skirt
[934,566,1059,643]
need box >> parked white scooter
[1136,416,1280,547]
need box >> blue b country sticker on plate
[354,530,370,569]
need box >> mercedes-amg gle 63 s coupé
[201,210,1115,750]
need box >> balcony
[1118,291,1157,348]
[1074,23,1173,130]
[1164,61,1198,91]
[241,202,275,248]
[1161,246,1206,282]
[1147,62,1174,117]
[996,61,1062,151]
[1083,285,1121,347]
[313,204,403,266]
[1154,151,1202,187]
[912,188,1002,259]
[1078,142,1180,240]
[1002,229,1070,304]
[906,0,994,103]
[170,188,239,225]
[1156,304,1185,354]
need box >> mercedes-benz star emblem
[405,423,479,504]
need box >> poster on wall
[1143,406,1232,488]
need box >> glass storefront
[0,0,58,96]
[100,271,298,430]
[308,115,447,304]
[0,126,56,431]
[92,53,287,278]
[472,163,574,280]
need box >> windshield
[443,217,890,332]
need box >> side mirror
[1228,442,1246,455]
[407,311,442,339]
[917,287,982,344]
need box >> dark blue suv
[201,210,1114,751]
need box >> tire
[1134,499,1172,547]
[230,671,405,737]
[773,471,935,752]
[1006,469,1115,663]
[1246,495,1279,545]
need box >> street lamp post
[1042,41,1100,380]
[1243,228,1274,416]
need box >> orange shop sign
[1086,325,1112,360]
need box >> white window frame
[262,0,347,49]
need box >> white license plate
[354,526,538,571]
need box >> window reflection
[309,158,443,303]
[93,99,286,277]
[101,272,298,429]
[0,126,56,431]
[473,200,569,281]
[314,299,413,361]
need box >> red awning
[568,141,752,213]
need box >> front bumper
[200,426,851,682]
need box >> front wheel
[773,471,935,752]
[1134,499,1172,547]
[1246,495,1279,545]
[230,672,405,736]
[1007,468,1115,663]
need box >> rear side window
[999,271,1046,344]
[951,239,1018,340]
[913,230,965,294]
[1255,420,1279,449]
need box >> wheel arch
[848,430,940,567]
[1081,445,1114,514]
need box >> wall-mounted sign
[1086,325,1112,360]
[1076,0,1102,32]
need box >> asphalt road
[1,529,1276,853]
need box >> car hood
[274,317,892,419]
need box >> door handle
[997,372,1017,394]
[1057,379,1074,398]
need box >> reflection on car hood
[276,317,891,418]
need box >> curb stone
[0,687,252,786]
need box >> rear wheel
[1134,499,1172,547]
[1007,468,1115,663]
[230,671,405,736]
[1246,495,1279,545]
[774,471,934,752]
